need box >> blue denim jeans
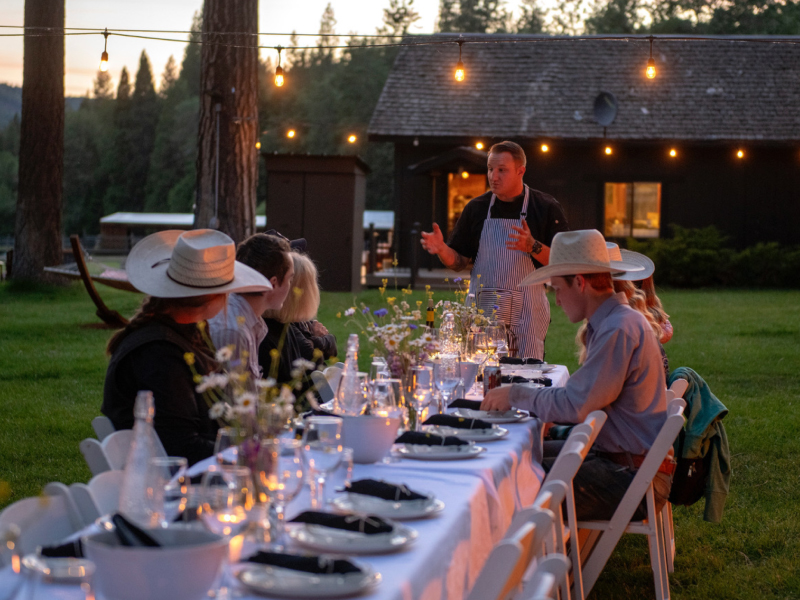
[543,441,672,521]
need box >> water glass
[408,366,434,429]
[257,438,305,549]
[327,447,354,503]
[147,456,188,526]
[434,355,461,409]
[302,416,343,509]
[200,465,254,539]
[214,427,240,465]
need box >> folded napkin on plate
[501,375,552,386]
[343,479,427,502]
[447,399,484,411]
[395,431,469,447]
[40,538,84,559]
[246,551,362,574]
[499,357,544,365]
[423,414,493,430]
[290,511,394,535]
[300,409,340,419]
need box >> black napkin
[395,431,469,447]
[343,479,427,502]
[111,514,160,547]
[290,511,394,535]
[246,551,362,575]
[501,375,552,387]
[40,538,84,559]
[447,399,484,411]
[499,357,544,365]
[423,414,494,430]
[301,409,340,419]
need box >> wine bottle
[426,298,435,329]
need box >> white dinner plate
[451,408,528,424]
[422,425,509,442]
[330,492,445,520]
[288,522,417,554]
[392,444,487,460]
[237,561,381,598]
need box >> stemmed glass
[407,365,433,431]
[146,456,188,527]
[214,427,240,465]
[302,416,343,510]
[257,438,305,550]
[468,331,490,382]
[434,355,461,410]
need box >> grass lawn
[1,281,798,598]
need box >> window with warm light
[448,172,488,234]
[605,182,661,238]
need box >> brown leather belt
[596,451,676,476]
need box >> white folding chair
[577,399,686,600]
[0,485,83,565]
[524,554,572,600]
[80,428,167,475]
[91,415,116,441]
[662,379,688,573]
[570,410,607,450]
[310,370,335,404]
[468,511,554,600]
[70,470,125,526]
[323,366,343,396]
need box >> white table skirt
[2,365,574,600]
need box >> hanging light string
[454,39,465,82]
[99,28,109,72]
[274,45,284,86]
[646,35,657,78]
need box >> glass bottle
[335,334,363,415]
[118,391,160,527]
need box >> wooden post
[368,222,377,274]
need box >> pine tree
[378,0,421,36]
[93,69,114,99]
[517,0,545,32]
[160,55,178,99]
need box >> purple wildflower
[493,305,499,310]
[454,277,462,283]
[409,324,418,330]
[374,308,389,317]
[362,307,371,314]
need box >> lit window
[604,182,661,238]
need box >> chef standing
[420,141,569,359]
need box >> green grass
[1,281,799,598]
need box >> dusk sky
[2,1,529,96]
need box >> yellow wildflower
[236,316,246,327]
[387,297,396,305]
[193,374,202,383]
[196,321,206,331]
[270,349,280,359]
[183,352,195,366]
[337,312,342,318]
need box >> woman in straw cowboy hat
[102,229,272,465]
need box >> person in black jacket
[102,229,272,465]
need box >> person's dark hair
[488,140,526,168]
[106,295,216,356]
[236,234,292,285]
[561,272,613,292]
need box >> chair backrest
[101,428,168,472]
[310,370,335,403]
[467,520,540,600]
[91,415,116,441]
[525,554,572,600]
[543,433,589,487]
[580,399,687,595]
[324,366,343,397]
[80,437,113,476]
[571,410,607,449]
[669,378,689,400]
[0,492,80,563]
[70,470,125,526]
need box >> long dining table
[3,364,570,600]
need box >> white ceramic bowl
[83,527,228,600]
[340,415,402,464]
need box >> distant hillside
[0,83,86,128]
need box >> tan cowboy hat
[606,242,656,281]
[519,229,643,287]
[126,229,273,298]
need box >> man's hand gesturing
[420,223,446,255]
[507,220,535,253]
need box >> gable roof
[368,34,800,142]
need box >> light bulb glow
[646,58,656,79]
[255,141,261,149]
[454,60,465,82]
[348,134,357,143]
[604,146,613,155]
[475,142,484,150]
[541,144,549,153]
[274,66,284,87]
[287,130,296,139]
[669,148,677,157]
[461,171,469,179]
[737,149,744,158]
[99,51,109,72]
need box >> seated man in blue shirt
[482,229,672,520]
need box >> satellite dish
[593,92,618,127]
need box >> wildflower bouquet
[435,277,491,353]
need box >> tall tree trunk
[194,0,258,243]
[13,0,65,280]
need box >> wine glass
[407,366,433,431]
[468,331,490,379]
[214,427,240,465]
[257,439,305,549]
[369,359,390,382]
[301,416,343,510]
[146,456,188,527]
[434,355,461,410]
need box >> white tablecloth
[2,365,573,600]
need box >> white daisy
[215,346,233,362]
[209,402,226,419]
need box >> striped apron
[467,185,549,359]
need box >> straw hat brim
[519,259,644,287]
[126,230,273,298]
[613,249,655,281]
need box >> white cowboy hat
[126,229,273,298]
[606,242,656,281]
[519,229,643,287]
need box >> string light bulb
[645,36,656,79]
[255,141,261,149]
[605,146,613,155]
[475,142,484,150]
[348,134,357,143]
[541,144,549,153]
[737,149,744,159]
[669,148,677,157]
[274,46,284,87]
[287,129,296,139]
[454,41,465,82]
[99,28,109,72]
[461,171,470,179]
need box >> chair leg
[566,492,585,600]
[646,490,670,600]
[662,502,675,573]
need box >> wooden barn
[368,34,800,268]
